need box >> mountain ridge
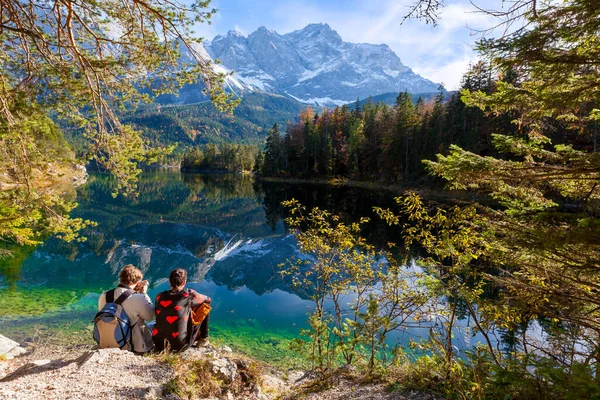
[200,23,439,106]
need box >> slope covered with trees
[121,92,307,147]
[259,66,521,184]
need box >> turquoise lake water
[0,172,485,363]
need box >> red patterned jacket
[152,288,210,352]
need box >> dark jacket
[153,288,210,352]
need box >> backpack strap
[114,289,134,305]
[106,289,117,304]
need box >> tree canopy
[0,0,235,248]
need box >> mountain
[204,23,439,106]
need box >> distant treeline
[257,64,570,183]
[181,143,259,172]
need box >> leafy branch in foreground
[0,0,239,248]
[281,199,428,374]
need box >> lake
[0,171,481,364]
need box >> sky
[191,0,502,90]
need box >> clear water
[0,172,482,363]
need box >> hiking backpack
[93,288,135,350]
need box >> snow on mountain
[203,23,440,106]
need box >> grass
[158,349,268,399]
[163,355,224,399]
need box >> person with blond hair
[96,264,155,353]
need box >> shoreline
[258,176,488,204]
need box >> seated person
[97,264,155,353]
[153,268,211,352]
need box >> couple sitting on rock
[95,265,211,354]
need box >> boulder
[0,335,27,360]
[182,347,238,383]
[209,357,238,383]
[220,345,233,353]
[261,374,286,394]
[182,346,218,360]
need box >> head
[169,268,187,290]
[119,264,143,287]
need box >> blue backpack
[93,288,135,350]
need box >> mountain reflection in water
[0,172,411,362]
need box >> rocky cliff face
[203,23,439,105]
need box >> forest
[181,143,259,172]
[259,63,596,185]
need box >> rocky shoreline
[0,334,294,400]
[0,334,439,400]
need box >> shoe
[195,338,210,347]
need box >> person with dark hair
[97,264,155,353]
[153,268,211,352]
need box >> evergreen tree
[263,123,283,176]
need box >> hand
[135,280,149,294]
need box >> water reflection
[0,172,494,360]
[0,173,398,349]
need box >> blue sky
[192,0,500,90]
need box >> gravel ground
[0,345,440,400]
[0,345,173,399]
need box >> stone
[76,349,112,367]
[287,370,310,384]
[209,357,238,383]
[31,359,52,367]
[261,374,286,394]
[234,359,248,370]
[220,345,233,353]
[0,335,27,360]
[182,347,218,360]
[0,361,8,380]
[252,383,268,400]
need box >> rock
[0,335,28,360]
[182,347,218,360]
[31,359,52,367]
[220,345,233,353]
[71,165,89,186]
[209,357,238,383]
[76,349,116,367]
[0,361,8,380]
[252,383,268,400]
[286,370,310,384]
[261,374,286,393]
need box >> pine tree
[263,123,283,176]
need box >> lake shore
[0,334,440,400]
[258,176,488,205]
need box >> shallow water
[0,172,480,363]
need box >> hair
[169,268,187,289]
[119,264,143,285]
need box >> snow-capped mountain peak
[203,23,439,105]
